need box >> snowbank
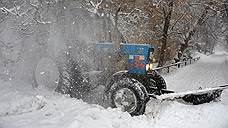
[1,78,228,128]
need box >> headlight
[146,63,153,71]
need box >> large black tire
[109,77,148,116]
[149,71,167,89]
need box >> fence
[153,57,200,73]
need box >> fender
[105,70,128,93]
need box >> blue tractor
[57,42,167,115]
[56,42,227,116]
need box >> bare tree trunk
[158,1,174,67]
[104,15,112,42]
[225,0,228,46]
[102,7,123,80]
[178,5,211,60]
[113,6,121,51]
[225,0,228,18]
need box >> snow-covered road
[165,53,228,92]
[0,48,228,128]
[164,49,228,106]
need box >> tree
[157,0,174,67]
[224,0,228,46]
[176,0,225,59]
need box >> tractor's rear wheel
[109,77,148,116]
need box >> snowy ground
[1,46,228,128]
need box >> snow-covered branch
[0,7,21,17]
[28,2,39,9]
[88,0,103,16]
[119,8,143,17]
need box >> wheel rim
[114,88,137,113]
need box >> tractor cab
[120,43,154,74]
[95,42,155,75]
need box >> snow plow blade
[153,85,228,105]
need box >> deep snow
[0,45,228,128]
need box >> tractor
[55,42,228,116]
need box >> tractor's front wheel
[109,77,148,116]
[149,71,167,89]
